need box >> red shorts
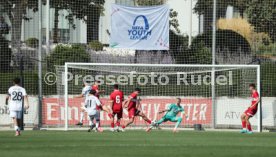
[244,108,257,117]
[128,108,140,118]
[96,106,103,111]
[112,110,123,119]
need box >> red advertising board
[42,97,212,127]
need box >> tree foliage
[193,29,251,55]
[188,29,251,64]
[194,0,229,16]
[0,0,105,45]
[194,0,248,16]
[0,36,12,72]
[46,44,90,71]
[0,0,38,47]
[44,0,105,42]
[169,31,189,64]
[69,0,105,42]
[135,0,180,33]
[50,0,105,25]
[230,0,248,17]
[194,0,276,41]
[246,0,276,42]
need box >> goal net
[47,63,261,131]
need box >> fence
[0,0,275,129]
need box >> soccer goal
[50,63,261,132]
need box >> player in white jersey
[5,78,29,136]
[86,89,105,132]
[75,83,91,126]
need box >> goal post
[59,63,261,132]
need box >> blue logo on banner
[128,15,152,40]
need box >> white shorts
[10,111,22,119]
[87,110,97,117]
[89,110,100,121]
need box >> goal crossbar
[65,63,260,68]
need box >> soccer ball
[151,120,157,126]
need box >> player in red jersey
[109,84,125,132]
[123,88,153,129]
[240,83,260,134]
[92,80,105,98]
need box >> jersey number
[115,96,121,103]
[12,91,23,101]
[87,100,92,108]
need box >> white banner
[216,97,276,127]
[0,95,38,125]
[110,4,170,50]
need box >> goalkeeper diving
[146,98,187,133]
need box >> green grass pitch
[0,130,276,157]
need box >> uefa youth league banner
[110,4,170,50]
